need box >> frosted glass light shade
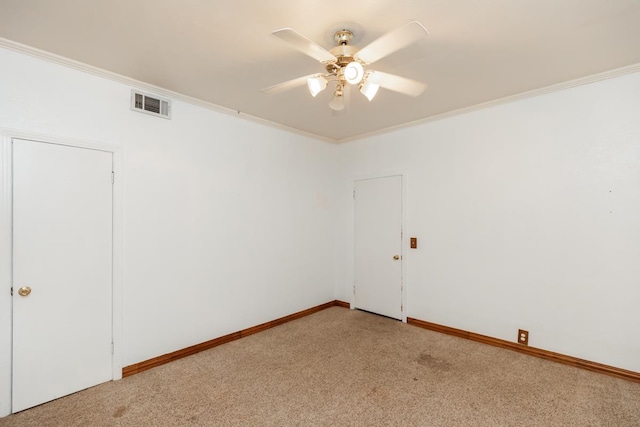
[307,75,328,97]
[344,62,364,85]
[329,92,345,111]
[360,80,380,101]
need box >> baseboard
[334,300,350,308]
[407,317,640,384]
[123,300,349,377]
[124,304,638,383]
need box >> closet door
[12,139,113,412]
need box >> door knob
[18,286,31,297]
[393,255,400,260]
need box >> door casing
[0,129,123,416]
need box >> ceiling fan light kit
[263,21,429,112]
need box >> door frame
[0,129,123,416]
[348,171,408,323]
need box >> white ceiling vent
[131,90,171,119]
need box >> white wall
[1,43,639,418]
[336,71,640,373]
[0,47,339,416]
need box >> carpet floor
[1,306,639,426]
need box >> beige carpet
[2,307,639,426]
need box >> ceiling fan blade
[261,74,317,95]
[273,28,337,63]
[368,71,427,97]
[355,21,429,65]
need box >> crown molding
[0,38,335,144]
[337,62,640,143]
[2,37,639,145]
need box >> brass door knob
[18,286,31,297]
[393,255,400,260]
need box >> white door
[354,175,403,320]
[12,139,113,412]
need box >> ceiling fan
[262,21,429,111]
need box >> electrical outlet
[518,329,529,345]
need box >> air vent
[131,90,171,119]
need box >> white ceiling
[1,0,640,142]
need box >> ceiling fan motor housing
[329,44,359,67]
[329,30,362,84]
[328,43,362,86]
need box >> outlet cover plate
[518,329,529,345]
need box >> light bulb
[359,79,380,101]
[344,62,364,85]
[307,75,327,97]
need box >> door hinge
[353,283,356,294]
[111,342,114,355]
[10,287,13,296]
[111,171,115,184]
[353,190,355,200]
